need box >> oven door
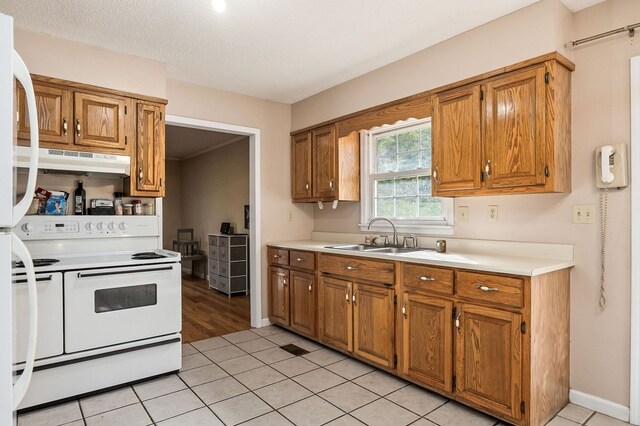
[64,263,181,353]
[12,272,63,363]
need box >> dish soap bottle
[74,180,86,215]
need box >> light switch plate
[456,206,469,224]
[573,204,595,224]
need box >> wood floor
[181,273,251,343]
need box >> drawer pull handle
[476,285,499,292]
[282,279,287,286]
[345,265,358,271]
[402,303,407,319]
[455,311,461,332]
[419,276,435,281]
[352,290,357,304]
[308,284,312,292]
[345,288,350,303]
[273,254,281,258]
[296,257,305,262]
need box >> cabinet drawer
[289,250,315,271]
[209,260,219,275]
[456,271,524,308]
[219,261,246,278]
[319,254,394,284]
[209,245,219,260]
[268,247,289,266]
[218,237,230,247]
[229,236,247,246]
[403,264,453,295]
[209,236,218,246]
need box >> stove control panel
[15,216,160,240]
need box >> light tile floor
[17,326,632,426]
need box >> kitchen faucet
[367,217,399,246]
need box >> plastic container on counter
[114,192,124,215]
[123,203,133,215]
[142,203,154,215]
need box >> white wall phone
[594,144,629,309]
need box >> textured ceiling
[165,125,247,160]
[0,0,541,103]
[0,0,593,104]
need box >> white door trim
[630,55,640,425]
[165,114,263,328]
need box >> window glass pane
[420,127,432,150]
[375,179,394,197]
[377,155,396,173]
[419,197,442,217]
[398,130,419,153]
[420,150,432,169]
[94,284,157,313]
[397,151,420,172]
[396,197,417,217]
[395,177,417,196]
[376,135,397,157]
[376,198,394,217]
[418,175,431,195]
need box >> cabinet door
[400,292,452,393]
[483,66,546,188]
[268,267,290,327]
[290,270,316,338]
[135,103,165,195]
[432,85,482,195]
[312,125,337,199]
[292,132,313,200]
[455,303,522,420]
[17,83,73,147]
[353,283,395,368]
[74,92,126,150]
[318,276,352,352]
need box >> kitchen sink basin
[325,244,431,254]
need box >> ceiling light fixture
[212,0,226,13]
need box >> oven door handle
[13,275,53,284]
[77,266,174,279]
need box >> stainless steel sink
[325,244,432,254]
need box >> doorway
[164,114,262,341]
[630,55,640,425]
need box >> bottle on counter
[74,180,86,215]
[114,192,124,215]
[132,199,142,215]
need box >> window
[360,118,453,234]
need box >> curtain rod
[569,22,640,47]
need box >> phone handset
[600,145,616,184]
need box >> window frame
[359,117,454,235]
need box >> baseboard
[260,318,272,327]
[570,389,630,422]
[180,267,207,280]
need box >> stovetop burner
[12,258,60,268]
[132,252,167,260]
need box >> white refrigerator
[1,12,41,424]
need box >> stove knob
[119,222,128,230]
[108,222,117,231]
[96,222,105,231]
[85,222,95,231]
[21,222,33,233]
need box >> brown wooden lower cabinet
[268,249,571,426]
[268,266,289,327]
[289,270,316,337]
[318,276,352,352]
[398,291,453,393]
[455,303,522,420]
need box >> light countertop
[268,240,575,277]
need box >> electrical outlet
[456,206,469,224]
[572,204,595,224]
[488,205,498,222]
[287,210,294,222]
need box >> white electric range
[11,215,182,410]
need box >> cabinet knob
[62,118,68,135]
[345,265,358,271]
[282,279,287,286]
[455,311,461,332]
[308,284,312,292]
[433,167,439,184]
[296,257,305,262]
[305,183,309,190]
[402,303,407,319]
[75,119,81,136]
[329,178,334,191]
[476,285,499,292]
[273,254,281,259]
[485,160,492,179]
[419,276,435,281]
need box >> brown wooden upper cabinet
[18,84,129,153]
[127,102,165,197]
[17,82,73,148]
[291,124,360,203]
[74,92,127,151]
[431,57,573,196]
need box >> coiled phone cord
[599,188,608,309]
